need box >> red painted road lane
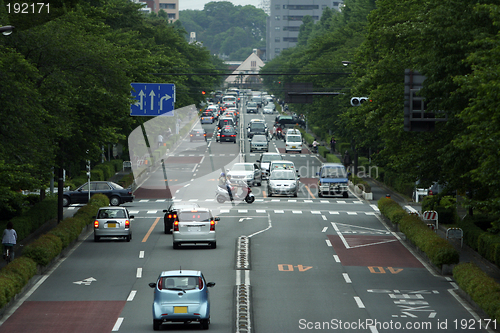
[0,301,125,333]
[299,177,318,186]
[277,147,312,154]
[328,235,424,268]
[133,185,183,199]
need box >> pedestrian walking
[2,222,17,261]
[157,134,164,147]
[330,136,336,153]
[343,150,351,170]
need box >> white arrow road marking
[73,277,96,286]
[239,217,252,223]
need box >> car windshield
[232,164,253,171]
[270,170,296,180]
[262,155,283,163]
[178,211,211,222]
[248,102,257,107]
[320,167,347,178]
[272,162,294,170]
[287,136,301,142]
[251,123,265,129]
[252,136,267,142]
[160,276,201,291]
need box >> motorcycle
[215,181,255,204]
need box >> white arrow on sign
[159,94,172,112]
[239,217,252,223]
[149,90,156,110]
[135,90,146,111]
[73,277,97,286]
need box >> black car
[247,121,267,138]
[220,125,237,143]
[162,202,200,234]
[62,181,134,207]
[190,128,207,142]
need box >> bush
[378,197,459,267]
[326,154,342,163]
[23,233,63,266]
[9,197,57,241]
[453,263,500,321]
[318,145,328,158]
[1,257,37,288]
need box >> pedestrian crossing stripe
[128,210,379,216]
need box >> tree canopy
[262,0,500,214]
[178,1,267,60]
[0,0,224,218]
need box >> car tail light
[210,220,215,231]
[125,220,130,229]
[173,220,179,232]
[190,134,193,137]
[158,278,163,290]
[199,277,204,289]
[429,190,434,195]
[94,220,99,229]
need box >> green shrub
[23,233,63,266]
[49,216,89,248]
[326,154,342,163]
[1,257,37,287]
[453,263,500,321]
[318,145,328,157]
[90,168,104,181]
[0,274,16,308]
[351,175,372,193]
[9,197,57,241]
[378,197,459,267]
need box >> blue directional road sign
[130,83,175,116]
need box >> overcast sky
[179,0,262,11]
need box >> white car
[258,152,284,179]
[173,208,219,249]
[267,169,300,197]
[263,105,274,114]
[228,162,262,186]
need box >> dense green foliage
[179,1,266,60]
[262,0,500,215]
[453,263,500,321]
[0,0,225,220]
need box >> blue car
[316,163,350,198]
[149,270,215,330]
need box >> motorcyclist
[225,174,234,201]
[276,125,283,140]
[312,140,319,153]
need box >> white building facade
[266,0,344,61]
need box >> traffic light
[201,91,206,95]
[350,97,369,106]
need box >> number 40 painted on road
[278,264,313,272]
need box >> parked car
[267,169,300,197]
[149,269,215,330]
[62,181,134,207]
[94,206,134,242]
[190,128,207,142]
[316,163,349,198]
[228,162,262,186]
[258,152,284,179]
[173,208,219,249]
[163,202,200,234]
[219,125,237,143]
[250,134,269,153]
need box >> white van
[285,129,302,153]
[222,95,237,108]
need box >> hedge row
[453,263,500,321]
[351,175,372,194]
[0,193,109,309]
[4,197,58,241]
[378,197,459,267]
[456,215,500,268]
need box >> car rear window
[98,209,126,219]
[159,276,201,290]
[178,212,211,222]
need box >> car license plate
[107,223,116,228]
[174,306,188,314]
[292,146,296,148]
[188,227,201,232]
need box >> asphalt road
[0,98,495,333]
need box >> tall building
[132,0,179,21]
[266,0,344,61]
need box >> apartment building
[266,0,344,61]
[133,0,179,21]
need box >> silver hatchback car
[173,208,219,249]
[94,207,134,242]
